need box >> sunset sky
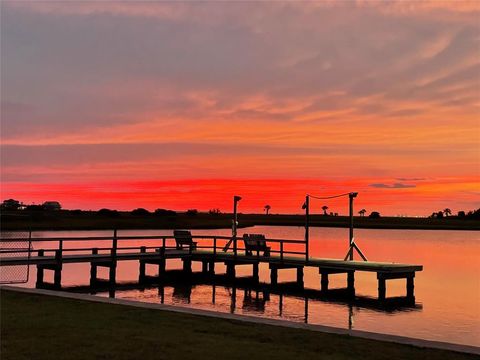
[1,1,479,215]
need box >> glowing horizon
[1,1,479,216]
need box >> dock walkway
[0,233,422,300]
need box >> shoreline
[2,212,479,231]
[2,286,479,357]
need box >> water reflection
[66,270,421,330]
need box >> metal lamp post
[302,195,310,261]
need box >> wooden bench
[243,234,270,257]
[173,230,197,250]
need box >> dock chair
[242,234,270,257]
[173,230,197,250]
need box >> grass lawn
[1,289,476,360]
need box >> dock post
[53,249,62,289]
[109,249,117,285]
[347,271,355,294]
[226,262,236,279]
[90,248,98,286]
[208,261,215,275]
[253,262,259,282]
[183,258,192,274]
[202,260,208,274]
[320,271,329,293]
[378,273,386,300]
[109,230,117,285]
[270,266,278,286]
[139,246,146,283]
[36,250,45,288]
[296,267,304,287]
[407,274,415,298]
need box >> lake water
[8,226,480,347]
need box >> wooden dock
[0,232,422,301]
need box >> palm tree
[359,209,366,217]
[264,205,271,215]
[321,205,329,215]
[443,208,452,216]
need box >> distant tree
[457,211,466,218]
[436,211,444,219]
[369,211,381,219]
[1,199,21,211]
[466,208,480,219]
[264,205,271,215]
[443,208,452,217]
[154,208,177,216]
[186,209,198,216]
[70,209,83,215]
[131,208,150,216]
[25,204,45,211]
[209,208,221,215]
[98,208,119,217]
[322,205,329,216]
[358,209,366,217]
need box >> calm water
[11,226,480,347]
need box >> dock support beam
[320,271,329,293]
[53,250,62,289]
[202,260,208,274]
[407,275,415,298]
[139,247,146,283]
[347,271,355,294]
[36,250,44,288]
[226,262,236,279]
[253,263,259,282]
[90,248,98,286]
[182,258,192,274]
[296,267,304,287]
[209,261,215,275]
[378,277,386,300]
[377,272,416,300]
[270,267,278,286]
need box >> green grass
[1,289,475,360]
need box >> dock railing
[0,231,308,264]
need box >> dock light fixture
[233,195,242,238]
[223,195,242,252]
[303,195,310,261]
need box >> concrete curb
[2,285,479,355]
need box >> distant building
[43,201,61,211]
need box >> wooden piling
[226,262,236,278]
[53,249,62,289]
[139,246,146,282]
[378,276,386,300]
[208,261,215,275]
[90,248,98,286]
[183,258,192,274]
[296,267,304,287]
[253,262,259,282]
[202,260,208,274]
[36,250,44,288]
[270,267,278,286]
[320,271,329,292]
[347,271,355,294]
[407,275,415,298]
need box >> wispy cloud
[395,178,426,181]
[369,183,416,189]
